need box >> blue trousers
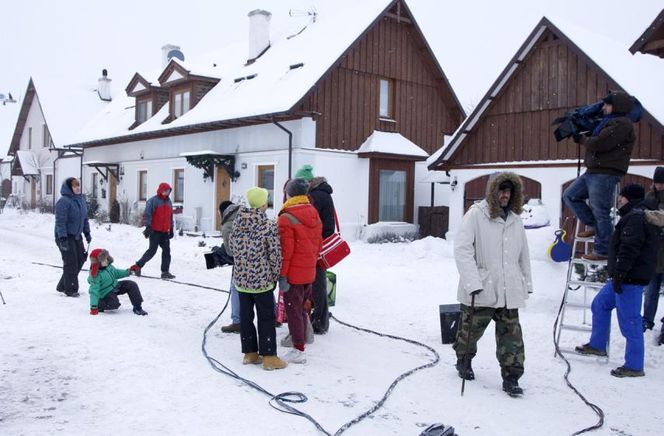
[562,173,620,255]
[589,280,645,371]
[642,273,663,330]
[230,280,240,324]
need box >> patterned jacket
[229,207,282,293]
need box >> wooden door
[109,174,118,208]
[30,179,36,209]
[368,158,415,224]
[463,174,542,212]
[215,167,231,230]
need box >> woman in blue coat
[54,177,91,297]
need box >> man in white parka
[453,171,534,397]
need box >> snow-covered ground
[1,210,662,436]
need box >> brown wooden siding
[463,174,542,212]
[194,81,217,107]
[299,12,463,154]
[450,29,664,166]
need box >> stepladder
[554,218,611,360]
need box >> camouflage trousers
[453,304,525,380]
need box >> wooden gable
[431,18,664,170]
[296,0,464,154]
[158,60,191,87]
[125,73,153,97]
[630,9,664,59]
[8,79,37,157]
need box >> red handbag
[318,211,351,269]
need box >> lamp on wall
[450,177,458,191]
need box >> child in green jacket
[88,248,147,316]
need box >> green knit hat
[246,187,269,208]
[294,164,314,182]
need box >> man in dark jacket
[54,177,91,297]
[133,182,175,279]
[295,165,336,334]
[576,184,658,377]
[563,90,636,261]
[642,167,664,337]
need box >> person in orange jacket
[277,178,323,364]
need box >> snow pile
[1,212,663,435]
[520,198,550,229]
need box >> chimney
[97,69,112,102]
[247,9,271,63]
[162,44,183,68]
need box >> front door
[368,158,414,224]
[215,167,231,230]
[30,178,36,209]
[109,173,117,209]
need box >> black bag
[98,292,121,311]
[439,304,461,344]
[204,244,234,269]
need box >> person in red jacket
[277,178,322,364]
[133,182,176,279]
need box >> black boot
[658,333,664,346]
[133,306,148,316]
[455,359,475,380]
[161,272,175,280]
[502,377,523,397]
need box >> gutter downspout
[272,119,293,179]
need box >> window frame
[46,174,53,195]
[138,170,148,201]
[172,88,191,118]
[378,78,396,120]
[28,127,32,149]
[256,164,276,209]
[136,98,153,123]
[172,168,185,203]
[42,123,52,148]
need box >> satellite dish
[168,49,185,62]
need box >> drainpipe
[272,119,293,179]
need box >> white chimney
[162,43,182,68]
[97,69,112,102]
[247,9,271,63]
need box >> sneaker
[581,252,608,262]
[262,355,287,370]
[455,359,475,380]
[243,352,263,365]
[161,272,176,280]
[502,378,524,397]
[221,323,241,333]
[283,348,306,364]
[577,229,595,238]
[575,343,608,357]
[610,366,645,378]
[133,306,148,316]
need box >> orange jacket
[277,197,323,284]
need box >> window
[173,169,184,203]
[379,79,394,119]
[91,173,98,198]
[378,169,406,221]
[173,90,191,118]
[46,174,53,195]
[137,99,153,123]
[42,124,52,148]
[138,170,148,201]
[28,127,32,149]
[257,165,275,208]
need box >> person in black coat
[576,184,658,377]
[294,165,336,334]
[54,177,91,297]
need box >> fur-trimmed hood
[485,172,524,219]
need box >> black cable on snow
[553,294,605,435]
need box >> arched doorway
[560,173,653,243]
[463,174,542,212]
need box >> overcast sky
[0,0,661,156]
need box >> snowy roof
[69,0,408,146]
[429,15,664,169]
[357,131,428,157]
[15,150,39,175]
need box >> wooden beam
[643,39,664,51]
[385,12,412,24]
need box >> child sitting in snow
[88,248,148,316]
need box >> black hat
[219,200,233,215]
[286,178,310,198]
[498,180,514,191]
[654,167,664,184]
[619,184,645,202]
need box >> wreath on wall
[184,155,240,182]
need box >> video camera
[552,97,643,142]
[204,244,234,269]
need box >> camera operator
[562,90,636,261]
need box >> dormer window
[137,99,153,123]
[173,89,191,118]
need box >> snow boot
[65,291,80,297]
[610,366,645,378]
[502,377,524,397]
[262,355,287,370]
[575,343,607,357]
[243,352,263,365]
[283,348,306,364]
[643,320,654,332]
[221,323,241,333]
[658,333,664,346]
[161,271,176,280]
[455,359,475,380]
[133,306,148,316]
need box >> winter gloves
[572,132,584,144]
[84,232,92,244]
[143,225,152,239]
[90,307,99,315]
[279,276,291,293]
[612,276,623,294]
[129,265,141,276]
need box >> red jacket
[277,198,323,284]
[144,182,173,232]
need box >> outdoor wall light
[140,150,144,160]
[450,177,458,191]
[241,163,248,169]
